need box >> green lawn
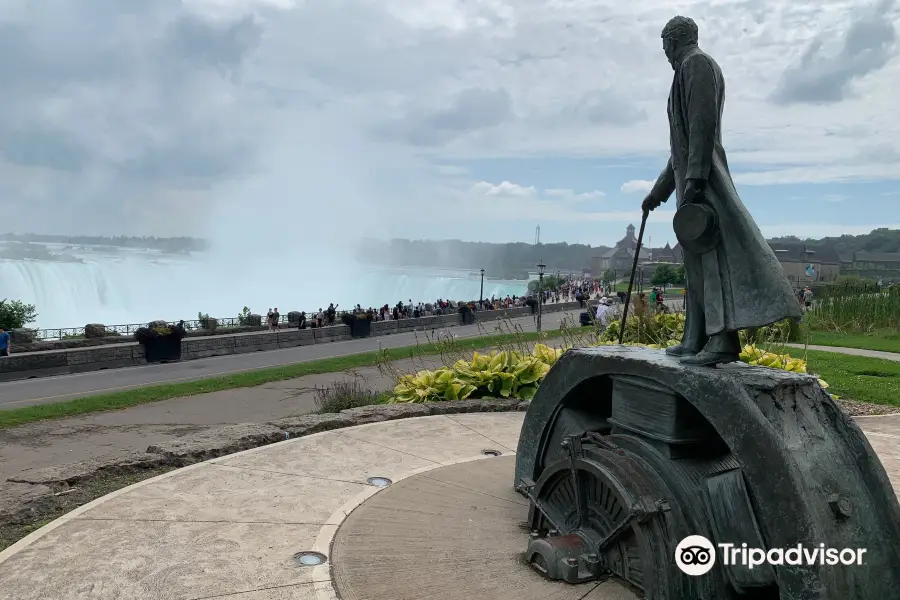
[4,324,896,429]
[807,330,900,354]
[0,328,568,429]
[805,350,900,407]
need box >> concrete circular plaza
[1,412,898,600]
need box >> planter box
[349,319,372,338]
[141,335,183,363]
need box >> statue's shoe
[664,344,698,357]
[680,351,739,366]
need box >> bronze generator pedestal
[515,346,900,599]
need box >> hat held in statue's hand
[673,200,720,255]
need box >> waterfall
[0,255,530,328]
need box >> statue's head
[661,16,699,68]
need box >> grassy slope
[807,330,900,354]
[805,349,900,407]
[2,325,897,428]
[0,329,566,428]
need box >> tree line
[360,229,900,274]
[770,228,900,254]
[356,238,609,274]
[0,233,208,253]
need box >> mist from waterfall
[0,254,529,328]
[1,90,496,328]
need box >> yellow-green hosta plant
[452,350,550,401]
[391,368,478,403]
[532,343,565,365]
[738,344,807,371]
[390,344,565,404]
[739,344,835,398]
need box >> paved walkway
[0,354,448,485]
[1,412,897,600]
[1,309,582,408]
[786,343,900,362]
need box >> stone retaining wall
[0,302,580,382]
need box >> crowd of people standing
[264,285,587,331]
[252,273,630,333]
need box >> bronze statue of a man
[642,16,801,366]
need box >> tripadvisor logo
[675,536,867,576]
[675,536,717,576]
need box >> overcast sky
[1,0,898,249]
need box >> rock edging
[149,398,530,462]
[3,399,530,523]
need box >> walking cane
[618,209,649,345]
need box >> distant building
[852,251,900,271]
[646,242,683,265]
[596,224,682,274]
[838,251,854,270]
[768,242,840,285]
[597,226,899,285]
[597,245,650,272]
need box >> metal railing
[29,298,582,341]
[33,317,286,341]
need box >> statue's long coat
[649,46,801,335]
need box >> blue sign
[805,264,815,277]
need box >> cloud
[0,0,898,241]
[472,180,536,196]
[463,179,654,224]
[771,0,898,104]
[374,88,514,147]
[621,180,655,194]
[544,188,604,201]
[732,163,900,185]
[0,1,272,233]
[433,164,470,176]
[561,90,648,127]
[471,181,604,203]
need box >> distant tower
[534,225,541,245]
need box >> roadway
[0,308,583,409]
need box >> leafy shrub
[599,312,685,346]
[197,312,218,330]
[599,312,800,347]
[237,306,253,326]
[0,298,38,330]
[391,343,563,403]
[527,275,565,295]
[392,369,477,403]
[314,381,386,413]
